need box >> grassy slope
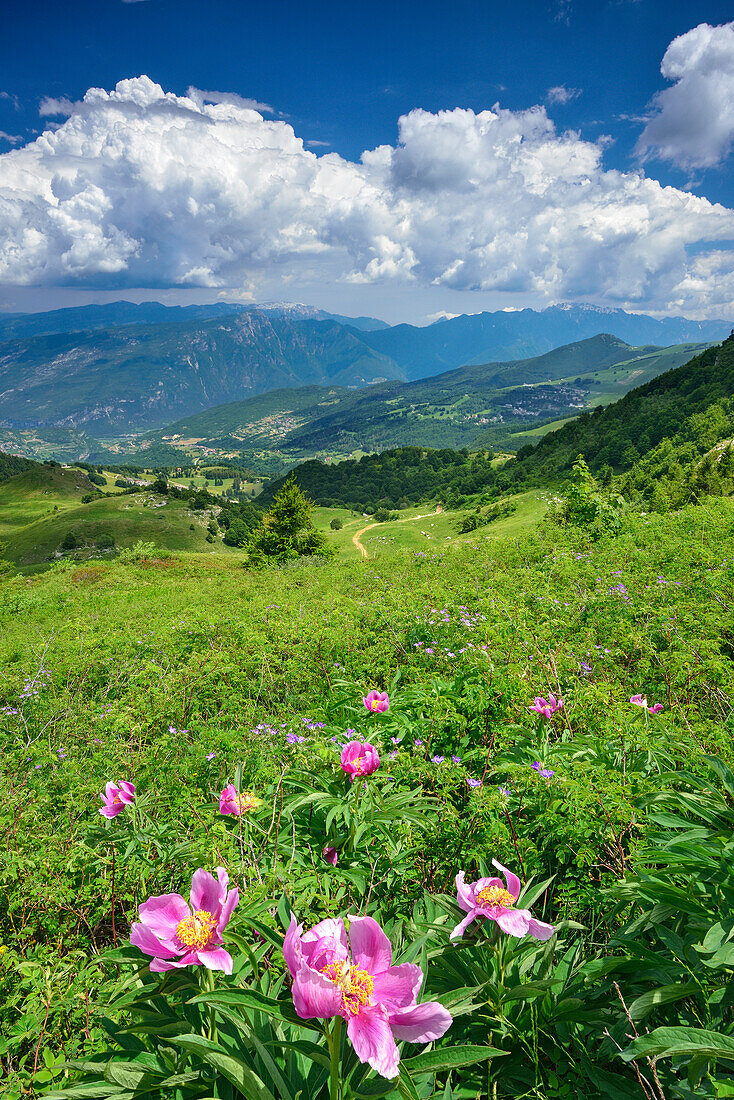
[0,466,95,541]
[1,489,238,568]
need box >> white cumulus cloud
[0,75,732,317]
[637,21,734,169]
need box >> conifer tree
[247,477,333,563]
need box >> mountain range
[0,300,728,436]
[146,334,708,456]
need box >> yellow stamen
[176,910,217,950]
[237,792,260,813]
[321,960,374,1016]
[476,885,515,909]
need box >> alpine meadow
[2,4,734,1100]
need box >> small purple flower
[451,754,461,764]
[413,739,424,747]
[431,755,445,764]
[466,777,482,789]
[531,762,555,779]
[206,751,217,761]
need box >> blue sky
[0,1,733,323]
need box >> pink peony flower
[450,860,555,942]
[340,740,380,781]
[528,695,563,720]
[130,867,239,974]
[630,695,664,714]
[98,780,136,818]
[219,784,261,816]
[323,846,338,866]
[284,913,452,1079]
[363,690,390,713]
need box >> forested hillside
[259,447,498,510]
[0,448,37,483]
[506,332,734,484]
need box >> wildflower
[466,777,482,789]
[206,751,217,761]
[498,787,511,797]
[531,762,555,778]
[323,846,338,866]
[431,755,445,764]
[363,690,389,713]
[340,740,380,781]
[99,780,136,818]
[219,785,261,816]
[284,913,452,1079]
[630,695,664,714]
[130,867,238,974]
[451,861,555,942]
[287,732,307,744]
[528,695,563,719]
[451,754,461,764]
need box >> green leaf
[169,1032,276,1100]
[627,982,700,1021]
[401,1044,507,1073]
[621,1026,734,1063]
[189,988,290,1020]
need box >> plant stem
[327,1017,342,1100]
[204,967,217,1045]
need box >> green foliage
[116,540,165,562]
[248,478,333,564]
[549,456,623,536]
[260,448,498,511]
[0,497,733,1098]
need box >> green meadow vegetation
[1,472,734,1098]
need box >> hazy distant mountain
[0,311,400,432]
[357,304,730,380]
[148,334,708,455]
[0,299,727,436]
[0,300,389,342]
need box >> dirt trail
[351,505,442,559]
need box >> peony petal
[138,893,190,947]
[218,886,239,933]
[129,921,179,959]
[99,803,124,818]
[190,869,222,917]
[491,858,521,901]
[292,961,342,1020]
[283,914,304,978]
[347,1004,399,1079]
[149,954,197,972]
[372,963,422,1010]
[389,1001,453,1044]
[301,918,349,969]
[348,915,392,975]
[197,947,234,974]
[455,870,475,913]
[450,908,482,940]
[527,916,556,941]
[495,908,532,937]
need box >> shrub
[117,540,166,563]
